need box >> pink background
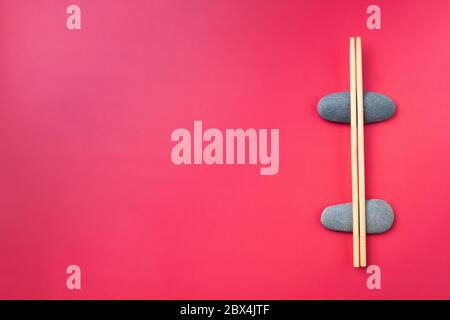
[1,0,450,299]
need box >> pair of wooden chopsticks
[350,37,366,268]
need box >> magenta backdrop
[1,0,450,299]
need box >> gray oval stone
[321,199,394,234]
[317,92,396,123]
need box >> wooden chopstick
[356,37,367,267]
[349,37,360,268]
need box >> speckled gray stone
[321,199,394,234]
[318,92,396,123]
